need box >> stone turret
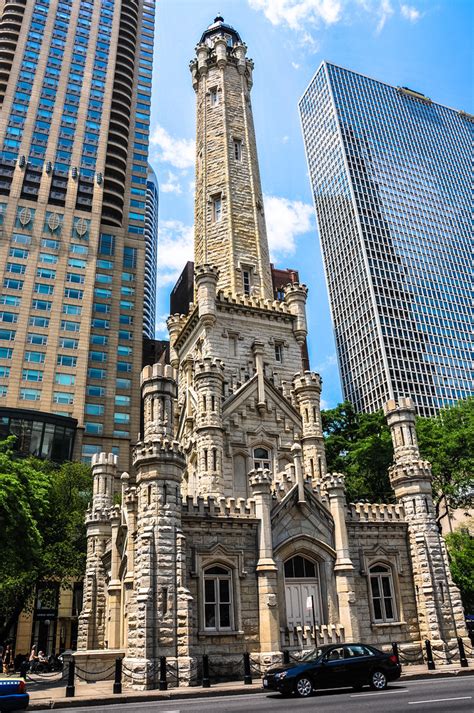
[384,398,469,658]
[124,364,190,689]
[195,263,219,327]
[284,283,308,345]
[193,357,225,496]
[292,371,326,482]
[77,453,118,650]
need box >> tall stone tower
[190,15,273,298]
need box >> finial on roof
[214,14,224,22]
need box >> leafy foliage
[445,527,474,613]
[322,398,474,519]
[322,402,393,502]
[416,398,474,525]
[0,441,92,641]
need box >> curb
[27,668,474,710]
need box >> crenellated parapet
[217,290,292,315]
[347,502,405,522]
[182,494,257,518]
[91,452,117,511]
[133,436,185,474]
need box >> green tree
[417,398,474,527]
[445,526,474,613]
[0,442,92,643]
[322,402,393,503]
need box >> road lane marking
[351,690,409,697]
[408,696,472,704]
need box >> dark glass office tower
[0,0,156,469]
[300,62,473,416]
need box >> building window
[209,87,219,106]
[242,269,251,295]
[253,447,271,470]
[203,565,233,631]
[212,195,222,222]
[233,139,242,161]
[369,564,396,623]
[274,343,283,363]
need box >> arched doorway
[284,555,322,629]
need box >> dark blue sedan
[0,678,29,712]
[263,643,401,697]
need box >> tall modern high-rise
[0,0,155,469]
[144,163,158,339]
[300,62,473,416]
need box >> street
[57,676,473,713]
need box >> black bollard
[458,637,468,668]
[202,654,210,688]
[19,660,29,679]
[391,642,399,664]
[425,639,435,670]
[113,657,122,694]
[243,652,252,685]
[283,650,290,665]
[65,659,75,698]
[159,656,168,691]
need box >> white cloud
[250,0,418,36]
[315,353,338,373]
[155,313,169,338]
[160,171,182,195]
[375,0,394,33]
[282,135,289,143]
[291,61,300,69]
[400,3,421,21]
[264,195,314,258]
[249,0,343,29]
[150,124,195,170]
[157,220,194,286]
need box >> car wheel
[370,670,387,690]
[295,676,313,698]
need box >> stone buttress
[77,453,117,650]
[384,398,469,658]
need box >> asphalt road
[59,676,473,713]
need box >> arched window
[203,565,233,631]
[253,447,270,470]
[369,564,396,622]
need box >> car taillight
[389,655,398,664]
[18,680,26,693]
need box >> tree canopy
[321,401,393,503]
[322,398,474,523]
[445,526,474,613]
[0,439,92,643]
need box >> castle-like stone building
[77,17,469,687]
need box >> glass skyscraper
[300,62,472,416]
[144,163,158,339]
[0,0,156,470]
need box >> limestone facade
[76,17,470,688]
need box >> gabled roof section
[222,373,301,425]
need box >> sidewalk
[14,662,472,710]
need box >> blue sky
[148,0,473,409]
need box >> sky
[148,0,473,410]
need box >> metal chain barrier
[75,663,116,682]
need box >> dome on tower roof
[199,15,242,45]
